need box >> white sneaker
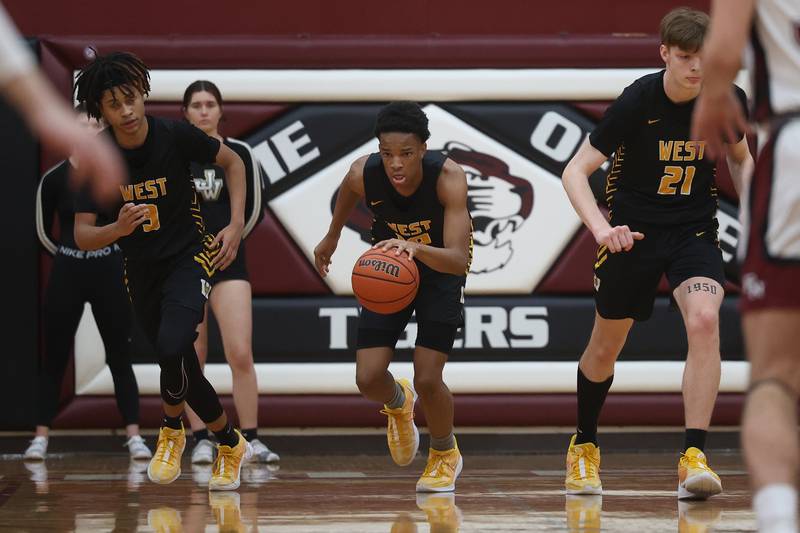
[23,436,48,460]
[192,439,215,464]
[125,435,153,460]
[248,439,280,463]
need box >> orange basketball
[352,248,419,314]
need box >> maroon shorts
[740,118,800,312]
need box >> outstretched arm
[313,156,367,277]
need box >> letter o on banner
[530,111,582,162]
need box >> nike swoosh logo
[370,201,383,207]
[648,119,661,125]
[696,231,705,237]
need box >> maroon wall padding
[41,35,669,69]
[51,392,743,429]
[536,227,596,294]
[9,0,709,38]
[245,209,330,295]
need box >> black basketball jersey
[189,138,264,239]
[364,151,447,250]
[76,115,220,266]
[590,70,748,227]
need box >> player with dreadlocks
[73,51,252,491]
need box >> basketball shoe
[23,436,48,461]
[191,438,215,464]
[381,378,419,466]
[565,434,602,495]
[248,438,280,463]
[125,435,152,460]
[416,439,463,492]
[678,447,722,500]
[209,430,252,491]
[147,425,186,485]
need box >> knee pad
[416,321,457,354]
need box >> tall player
[73,51,250,491]
[314,102,472,492]
[561,7,753,499]
[693,1,800,531]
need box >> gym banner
[248,102,744,295]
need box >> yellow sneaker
[678,500,722,533]
[416,492,462,531]
[147,507,183,533]
[678,447,722,500]
[381,378,419,466]
[209,430,251,491]
[565,434,602,495]
[565,495,602,532]
[416,440,463,492]
[209,491,245,533]
[147,425,186,485]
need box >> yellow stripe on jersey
[605,145,625,220]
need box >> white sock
[754,484,798,533]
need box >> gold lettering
[133,183,145,199]
[697,141,705,160]
[120,185,134,202]
[144,180,159,199]
[659,141,673,161]
[155,177,167,196]
[684,142,697,161]
[672,141,685,161]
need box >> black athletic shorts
[356,265,466,354]
[593,219,724,321]
[124,251,214,344]
[213,243,249,283]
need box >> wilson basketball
[351,248,419,314]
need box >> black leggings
[130,258,224,424]
[36,254,140,427]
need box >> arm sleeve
[0,4,34,86]
[35,162,63,254]
[588,81,643,157]
[173,120,221,165]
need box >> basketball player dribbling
[314,101,473,492]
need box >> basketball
[351,248,419,314]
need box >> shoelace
[422,452,455,479]
[681,453,710,472]
[570,447,599,478]
[154,435,178,465]
[214,447,238,479]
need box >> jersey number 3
[142,204,161,232]
[657,165,696,196]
